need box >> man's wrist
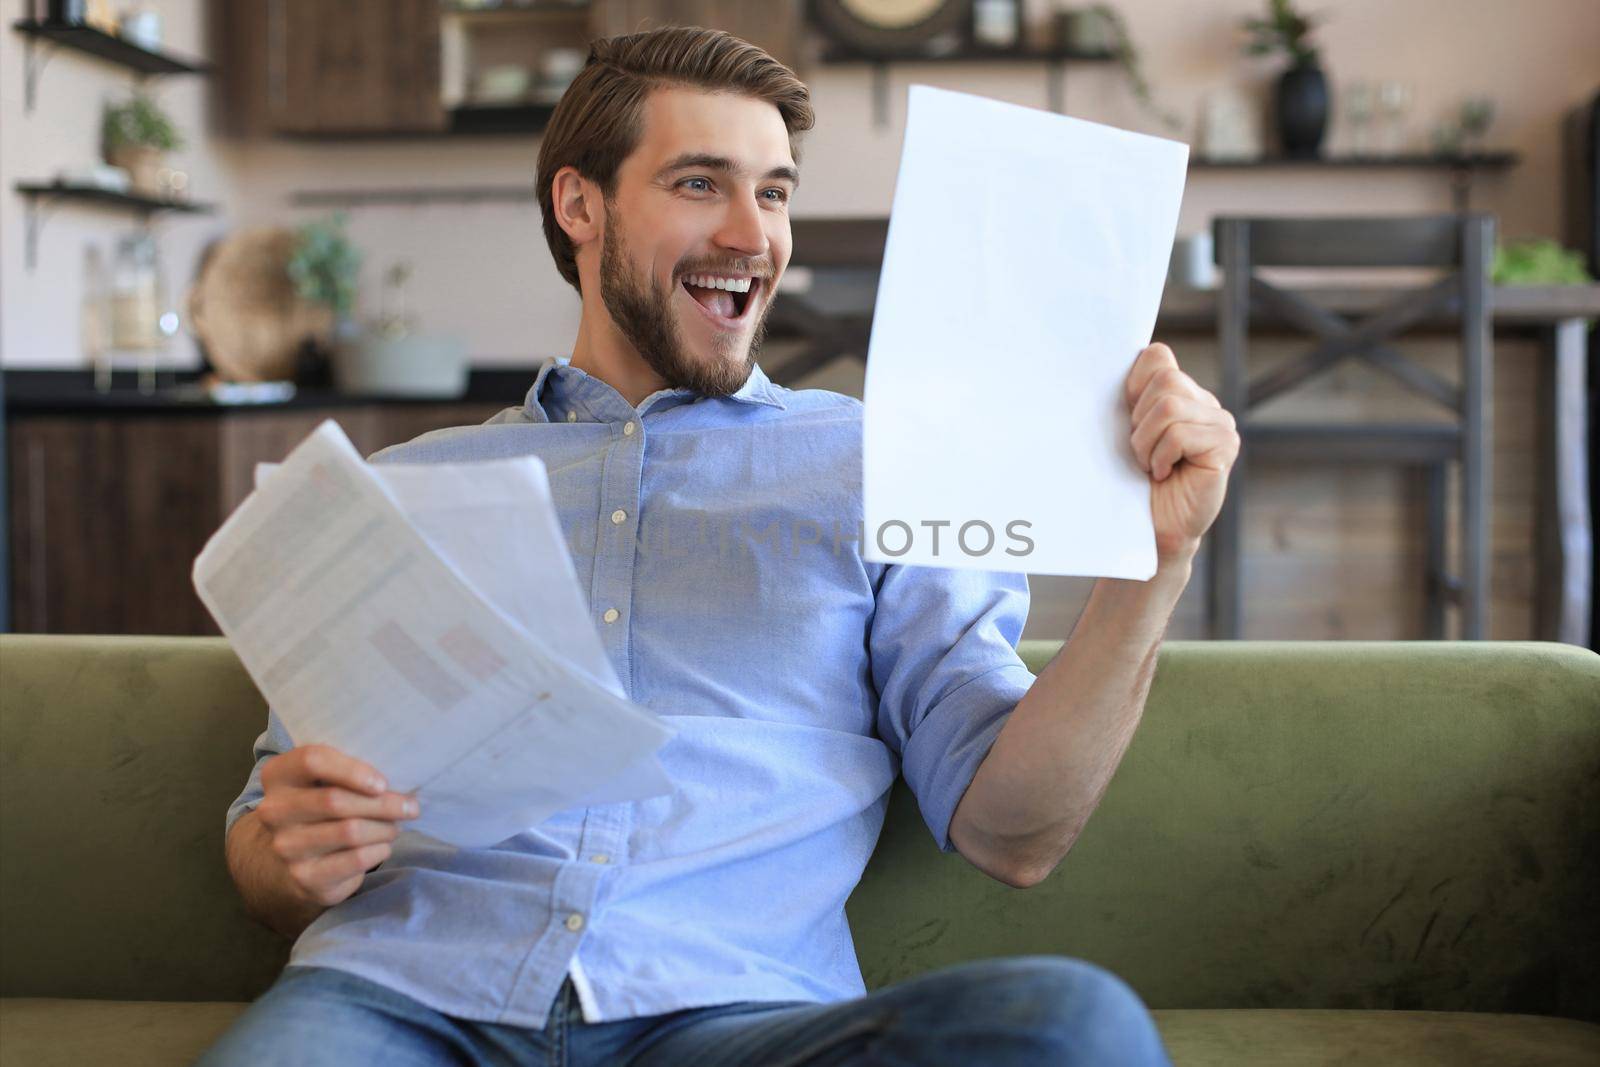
[1156,535,1202,572]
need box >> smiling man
[201,25,1236,1067]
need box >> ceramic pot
[107,144,165,196]
[333,332,468,398]
[1276,60,1329,158]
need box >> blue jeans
[198,956,1171,1066]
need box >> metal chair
[764,219,886,384]
[1206,214,1495,640]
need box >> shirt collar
[522,357,786,423]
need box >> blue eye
[681,178,711,192]
[762,188,789,203]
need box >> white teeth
[684,274,752,293]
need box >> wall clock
[809,0,972,58]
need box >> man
[202,25,1237,1067]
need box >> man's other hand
[254,744,420,909]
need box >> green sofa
[2,635,1597,1066]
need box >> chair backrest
[1209,214,1494,418]
[1206,214,1498,640]
[1213,215,1489,269]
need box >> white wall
[1,0,243,368]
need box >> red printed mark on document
[438,624,509,682]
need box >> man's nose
[713,191,769,261]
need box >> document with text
[862,85,1189,579]
[195,420,675,848]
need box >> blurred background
[1,0,1597,648]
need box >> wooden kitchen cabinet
[587,1,801,70]
[221,0,446,136]
[218,0,802,138]
[7,402,502,635]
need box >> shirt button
[590,853,610,864]
[602,608,620,624]
[623,421,636,436]
[610,509,627,525]
[566,410,577,423]
[565,912,585,932]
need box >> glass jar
[108,229,178,392]
[81,243,112,390]
[108,230,165,351]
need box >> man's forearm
[226,810,329,940]
[949,553,1192,887]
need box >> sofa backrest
[0,636,289,1001]
[2,636,1596,1020]
[854,639,1600,1022]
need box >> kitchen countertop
[2,367,538,416]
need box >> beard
[598,206,771,399]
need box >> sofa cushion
[0,999,248,1067]
[1153,1008,1600,1066]
[4,999,1597,1066]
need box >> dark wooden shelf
[441,1,591,21]
[1190,152,1519,171]
[15,182,215,270]
[15,182,214,214]
[819,43,1116,65]
[822,42,1116,126]
[11,19,210,76]
[276,105,557,140]
[448,103,558,135]
[288,185,535,208]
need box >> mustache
[675,261,776,281]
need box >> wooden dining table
[766,221,1598,646]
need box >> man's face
[596,87,797,397]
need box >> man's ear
[551,166,603,248]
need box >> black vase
[1276,60,1329,158]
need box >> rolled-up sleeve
[868,562,1035,853]
[225,708,295,838]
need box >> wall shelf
[818,42,1116,65]
[440,1,592,23]
[1189,152,1518,170]
[12,19,209,110]
[817,42,1118,126]
[288,185,535,209]
[14,182,215,271]
[448,103,558,135]
[1189,152,1520,211]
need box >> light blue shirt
[226,357,1035,1029]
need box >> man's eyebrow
[654,153,800,188]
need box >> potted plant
[334,260,468,397]
[1491,240,1593,287]
[102,91,184,196]
[288,224,466,396]
[287,213,361,337]
[1242,0,1327,158]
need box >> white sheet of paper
[862,86,1189,579]
[255,456,623,697]
[201,421,675,847]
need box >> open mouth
[678,273,762,328]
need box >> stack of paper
[194,420,675,848]
[862,86,1189,580]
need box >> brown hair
[535,26,814,293]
